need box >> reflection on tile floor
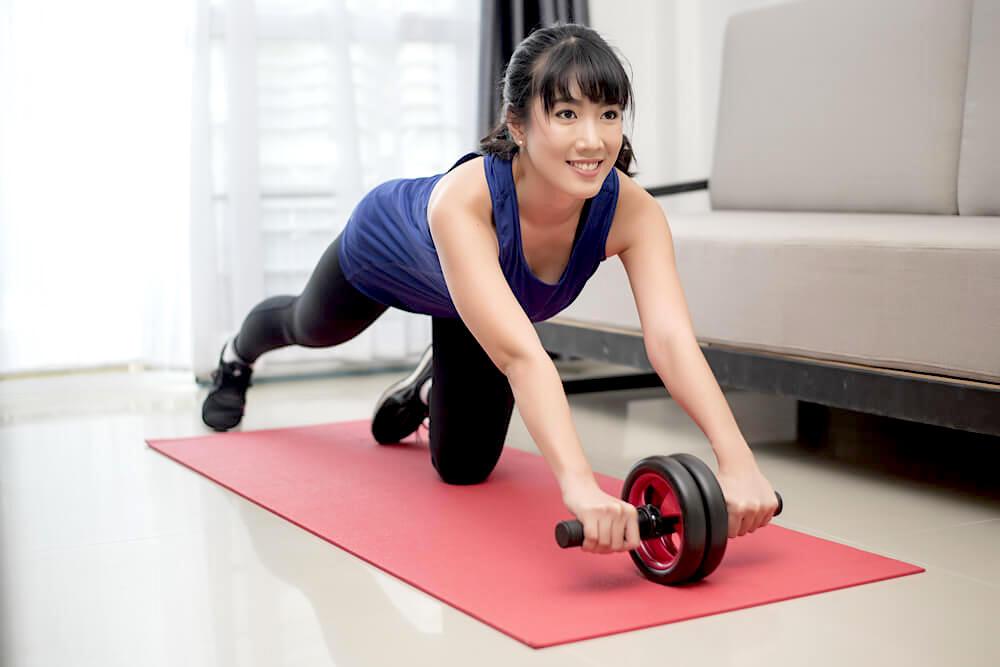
[1,364,998,666]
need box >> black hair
[479,23,636,176]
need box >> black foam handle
[555,520,585,548]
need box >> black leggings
[233,235,515,485]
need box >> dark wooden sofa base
[537,318,1000,438]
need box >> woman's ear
[506,112,524,145]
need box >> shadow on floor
[753,404,1000,506]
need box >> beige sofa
[538,0,1000,435]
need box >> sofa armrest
[644,180,709,198]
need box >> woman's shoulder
[611,167,663,219]
[427,155,493,222]
[605,167,670,257]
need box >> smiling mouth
[567,160,601,172]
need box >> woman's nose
[575,119,601,150]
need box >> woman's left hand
[716,460,779,538]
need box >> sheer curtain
[0,0,193,376]
[190,0,481,381]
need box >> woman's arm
[608,175,779,537]
[428,165,639,554]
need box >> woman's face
[514,81,624,202]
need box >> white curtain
[0,0,193,376]
[0,0,478,379]
[190,0,481,381]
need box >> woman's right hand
[561,477,641,554]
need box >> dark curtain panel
[478,0,590,141]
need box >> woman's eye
[603,110,620,120]
[556,109,576,119]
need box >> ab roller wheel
[554,453,783,586]
[622,456,706,584]
[671,453,730,582]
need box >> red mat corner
[148,420,923,648]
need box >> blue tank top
[338,152,620,322]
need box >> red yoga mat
[148,421,923,648]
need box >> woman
[202,23,779,554]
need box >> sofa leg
[797,401,831,450]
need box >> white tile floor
[1,364,998,666]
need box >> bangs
[533,38,631,114]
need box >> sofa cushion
[563,210,1000,383]
[958,0,1000,216]
[709,0,972,215]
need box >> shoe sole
[371,346,432,443]
[372,346,433,413]
[201,343,250,432]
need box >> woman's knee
[291,291,385,349]
[432,459,497,486]
[431,443,504,486]
[291,302,356,348]
[292,317,341,348]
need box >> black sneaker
[202,345,253,431]
[371,346,432,444]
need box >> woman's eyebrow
[553,95,621,108]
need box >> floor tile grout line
[775,520,1000,591]
[774,522,931,565]
[885,516,1000,540]
[932,568,1000,591]
[3,528,220,564]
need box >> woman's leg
[203,234,387,430]
[233,235,387,362]
[428,317,515,485]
